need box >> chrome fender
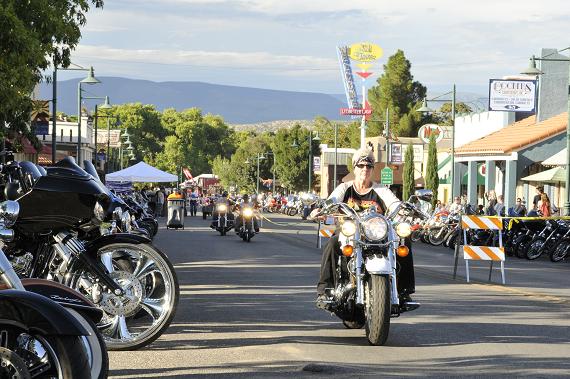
[365,255,392,275]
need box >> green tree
[437,102,473,124]
[367,50,427,137]
[425,134,439,206]
[402,142,415,201]
[0,0,103,145]
[312,117,359,149]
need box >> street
[109,213,570,378]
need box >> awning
[105,161,178,182]
[542,148,566,166]
[521,167,566,183]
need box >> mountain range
[38,77,488,125]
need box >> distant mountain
[38,77,347,124]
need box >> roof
[542,148,566,166]
[455,113,568,156]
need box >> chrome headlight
[217,204,227,212]
[121,210,132,232]
[396,222,412,238]
[362,217,388,241]
[243,207,253,218]
[94,201,105,222]
[340,220,357,237]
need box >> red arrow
[356,71,373,79]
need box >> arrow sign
[356,72,373,79]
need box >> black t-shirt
[533,194,541,206]
[342,186,386,214]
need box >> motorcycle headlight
[243,208,254,218]
[121,210,132,232]
[94,201,105,222]
[396,222,412,238]
[217,204,227,212]
[340,220,357,237]
[362,217,388,241]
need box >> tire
[246,233,251,242]
[0,347,31,378]
[526,239,545,260]
[76,243,180,351]
[202,213,207,220]
[428,227,447,246]
[410,230,422,243]
[0,323,90,379]
[364,275,391,346]
[342,320,364,329]
[420,231,430,244]
[289,208,298,216]
[66,308,109,379]
[550,241,570,262]
[515,236,531,258]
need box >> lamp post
[82,95,111,166]
[520,49,570,214]
[52,64,100,165]
[292,131,320,193]
[417,84,457,200]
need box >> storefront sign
[390,144,423,164]
[313,156,321,172]
[349,42,383,62]
[418,124,444,144]
[488,79,537,112]
[340,108,372,116]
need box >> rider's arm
[374,186,401,214]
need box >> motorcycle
[313,190,429,345]
[214,201,234,236]
[525,219,566,260]
[0,200,108,378]
[235,204,257,242]
[1,158,179,351]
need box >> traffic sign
[380,167,393,185]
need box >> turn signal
[397,245,409,258]
[342,245,354,257]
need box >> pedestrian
[538,193,552,217]
[156,187,165,217]
[189,187,199,216]
[533,186,544,211]
[484,190,497,216]
[448,196,463,214]
[512,198,527,216]
[494,194,505,216]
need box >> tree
[437,102,473,125]
[402,142,415,201]
[0,0,103,145]
[425,134,439,206]
[312,117,359,149]
[367,50,427,137]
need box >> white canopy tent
[105,161,178,182]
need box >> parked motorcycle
[1,158,179,351]
[313,190,429,345]
[0,200,108,378]
[525,219,566,260]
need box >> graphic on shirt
[343,186,385,213]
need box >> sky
[65,0,570,97]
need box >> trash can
[167,198,185,229]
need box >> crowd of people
[431,186,558,217]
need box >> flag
[183,168,193,180]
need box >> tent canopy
[542,148,566,166]
[521,166,566,183]
[105,161,178,182]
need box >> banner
[488,79,537,112]
[96,129,122,148]
[183,168,193,180]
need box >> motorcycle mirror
[414,189,433,202]
[0,200,20,227]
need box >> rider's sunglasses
[355,164,374,169]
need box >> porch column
[505,160,517,213]
[453,162,464,198]
[484,160,496,201]
[467,161,478,206]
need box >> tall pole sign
[346,42,383,148]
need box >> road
[109,212,570,378]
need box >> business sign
[418,124,445,144]
[96,129,122,148]
[340,108,372,116]
[390,144,424,164]
[380,167,393,185]
[349,42,383,62]
[32,120,49,135]
[488,79,537,112]
[313,156,321,172]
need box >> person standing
[494,195,505,216]
[538,193,552,217]
[533,186,545,211]
[156,187,165,217]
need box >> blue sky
[65,0,569,96]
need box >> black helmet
[222,191,228,197]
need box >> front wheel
[364,275,391,346]
[76,243,180,351]
[410,229,422,243]
[550,240,570,262]
[526,239,545,260]
[428,227,447,246]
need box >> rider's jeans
[317,234,416,297]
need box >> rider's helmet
[243,194,250,203]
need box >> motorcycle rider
[313,147,416,309]
[234,194,260,233]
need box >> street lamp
[520,48,570,214]
[76,68,101,164]
[51,64,100,165]
[292,131,321,193]
[82,95,111,166]
[417,84,457,200]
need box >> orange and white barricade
[454,215,506,284]
[316,216,336,248]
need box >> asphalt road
[109,212,570,378]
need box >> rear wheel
[526,239,545,260]
[410,229,422,243]
[550,241,570,262]
[364,275,391,346]
[428,227,447,246]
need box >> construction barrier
[454,215,506,285]
[316,217,336,248]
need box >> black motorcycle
[235,204,257,242]
[1,158,179,351]
[525,219,566,260]
[213,201,234,236]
